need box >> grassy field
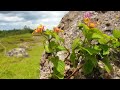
[0,33,45,79]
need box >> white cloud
[0,11,68,30]
[0,14,24,22]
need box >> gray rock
[40,52,53,79]
[6,48,29,58]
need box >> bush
[33,23,120,79]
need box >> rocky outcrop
[40,11,120,79]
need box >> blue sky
[0,11,68,30]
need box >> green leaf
[85,31,93,40]
[49,41,66,52]
[56,46,66,51]
[85,28,104,40]
[49,41,58,52]
[87,55,97,67]
[44,29,52,36]
[49,57,65,79]
[44,44,51,53]
[59,37,64,43]
[70,51,77,67]
[113,41,120,48]
[81,47,92,55]
[78,23,89,30]
[72,38,81,51]
[52,32,60,41]
[113,29,120,39]
[83,59,94,75]
[78,23,90,36]
[110,37,120,48]
[98,34,110,44]
[98,38,108,44]
[102,57,112,73]
[91,33,103,39]
[81,47,100,55]
[52,68,64,79]
[99,45,110,55]
[82,23,90,30]
[90,28,103,34]
[93,45,101,51]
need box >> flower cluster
[35,24,44,33]
[32,24,45,35]
[32,24,63,35]
[83,11,98,28]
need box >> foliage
[32,13,120,79]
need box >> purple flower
[83,11,92,18]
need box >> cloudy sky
[0,11,68,30]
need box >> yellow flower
[83,17,90,24]
[38,24,44,29]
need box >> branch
[65,64,83,79]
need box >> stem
[65,64,83,79]
[64,45,70,61]
[56,38,70,61]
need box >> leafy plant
[33,14,120,79]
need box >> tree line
[0,25,34,38]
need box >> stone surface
[40,11,120,79]
[40,52,53,79]
[6,48,29,58]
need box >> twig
[65,64,83,79]
[64,45,70,60]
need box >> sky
[0,11,68,30]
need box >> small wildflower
[32,24,45,35]
[88,22,97,28]
[35,24,44,33]
[83,17,90,24]
[83,11,92,18]
[53,27,64,33]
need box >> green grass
[0,33,34,51]
[0,33,45,79]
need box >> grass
[0,33,45,79]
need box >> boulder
[6,48,29,58]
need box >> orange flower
[35,24,44,33]
[87,22,97,28]
[83,17,90,24]
[53,27,64,33]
